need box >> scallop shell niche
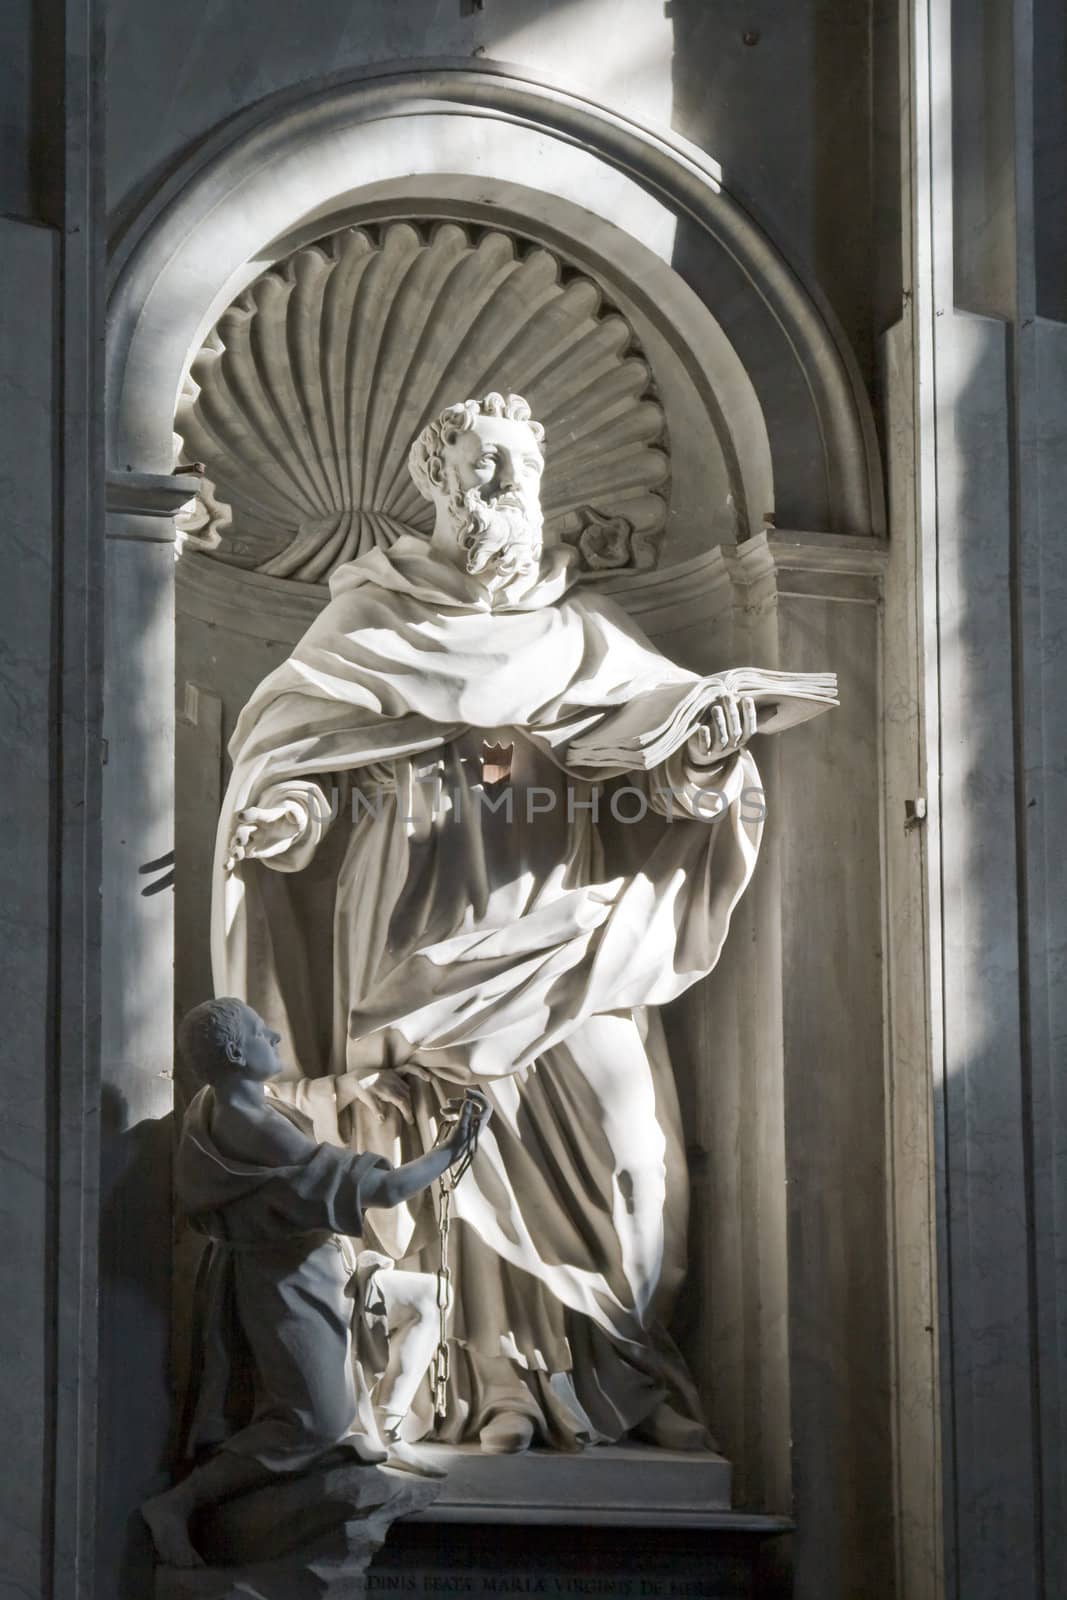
[175,220,671,582]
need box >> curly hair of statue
[408,392,546,503]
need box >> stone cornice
[176,554,326,639]
[601,547,733,634]
[765,528,890,575]
[176,544,739,646]
[176,529,889,645]
[734,529,890,582]
[106,470,202,522]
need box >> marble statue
[143,998,487,1569]
[211,392,836,1457]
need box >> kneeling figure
[143,998,486,1569]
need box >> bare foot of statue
[376,1414,447,1478]
[141,1487,204,1569]
[478,1411,535,1454]
[343,1432,389,1466]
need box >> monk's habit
[212,535,831,1446]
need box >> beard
[451,488,544,581]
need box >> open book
[567,668,839,772]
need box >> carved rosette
[175,220,670,582]
[561,505,662,573]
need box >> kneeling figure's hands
[444,1089,492,1164]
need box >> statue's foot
[479,1411,535,1454]
[635,1402,715,1452]
[141,1490,204,1569]
[384,1437,448,1478]
[344,1432,389,1465]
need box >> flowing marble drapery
[211,536,774,1445]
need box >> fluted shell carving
[175,221,669,582]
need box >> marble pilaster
[0,213,60,1600]
[95,476,191,1599]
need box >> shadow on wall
[666,0,900,532]
[667,0,891,399]
[97,1084,175,1600]
[105,0,592,235]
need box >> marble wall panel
[0,213,56,1600]
[878,317,941,1600]
[776,572,894,1600]
[105,0,674,219]
[97,534,179,1600]
[663,553,792,1537]
[1034,0,1067,321]
[665,0,882,398]
[933,309,1039,1599]
[1024,317,1067,1591]
[0,0,34,216]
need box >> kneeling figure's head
[178,998,283,1087]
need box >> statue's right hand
[340,1068,430,1126]
[224,802,307,871]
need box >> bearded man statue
[211,391,835,1456]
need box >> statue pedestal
[371,1446,787,1599]
[409,1444,733,1526]
[373,1513,791,1600]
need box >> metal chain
[428,1095,482,1423]
[430,1178,453,1420]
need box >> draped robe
[211,535,769,1446]
[178,1087,391,1469]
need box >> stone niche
[171,210,760,1501]
[171,190,886,1554]
[104,71,895,1599]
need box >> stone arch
[107,59,884,538]
[99,63,895,1564]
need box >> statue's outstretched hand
[337,1067,430,1125]
[224,802,307,871]
[689,691,758,761]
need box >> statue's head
[408,393,547,583]
[178,997,283,1087]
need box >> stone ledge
[407,1444,740,1528]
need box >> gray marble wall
[103,0,889,412]
[0,6,105,1599]
[918,0,1067,1595]
[1028,314,1067,1598]
[0,213,59,1600]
